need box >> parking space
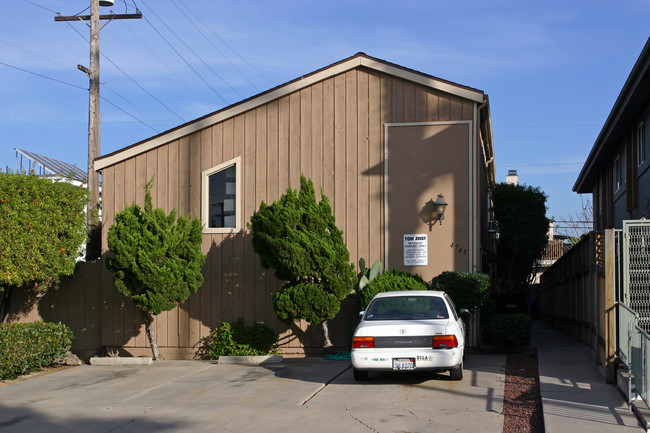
[0,355,505,433]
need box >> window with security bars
[624,221,650,333]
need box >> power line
[176,0,273,84]
[64,20,185,122]
[119,20,212,108]
[171,0,260,92]
[0,60,87,90]
[139,0,230,104]
[496,161,583,167]
[22,0,56,14]
[101,95,159,133]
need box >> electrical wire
[0,61,87,91]
[64,21,185,122]
[0,59,157,134]
[22,0,56,14]
[171,0,260,92]
[119,20,212,108]
[100,95,159,133]
[139,0,231,104]
[176,0,272,84]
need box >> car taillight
[432,335,458,348]
[353,337,375,348]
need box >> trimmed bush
[0,321,74,380]
[358,270,428,310]
[489,314,532,349]
[205,318,277,358]
[430,271,490,312]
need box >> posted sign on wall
[404,234,428,266]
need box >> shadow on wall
[187,231,361,356]
[7,260,104,360]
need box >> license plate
[392,358,415,370]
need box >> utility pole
[55,1,141,260]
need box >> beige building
[93,53,496,357]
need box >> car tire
[353,368,368,381]
[449,362,463,381]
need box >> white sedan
[351,290,468,381]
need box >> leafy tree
[106,179,206,360]
[248,175,356,350]
[0,172,88,322]
[490,182,549,293]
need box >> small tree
[490,182,549,293]
[248,175,355,350]
[0,172,87,322]
[106,179,206,360]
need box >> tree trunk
[0,285,14,323]
[322,320,333,350]
[141,310,163,360]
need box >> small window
[202,157,241,233]
[638,121,646,167]
[614,154,622,192]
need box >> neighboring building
[505,169,519,185]
[574,38,650,229]
[94,53,496,357]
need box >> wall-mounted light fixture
[418,194,448,230]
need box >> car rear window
[364,296,449,321]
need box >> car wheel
[449,362,463,381]
[353,368,368,381]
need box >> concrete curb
[89,357,153,366]
[217,355,283,365]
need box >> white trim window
[202,156,241,233]
[614,154,623,193]
[637,121,646,167]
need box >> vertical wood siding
[100,67,476,357]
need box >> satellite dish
[99,0,114,6]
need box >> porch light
[418,194,448,230]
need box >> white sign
[403,234,428,266]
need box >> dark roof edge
[574,37,650,193]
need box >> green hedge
[357,270,428,310]
[489,314,532,349]
[204,318,277,358]
[0,321,74,380]
[429,271,490,312]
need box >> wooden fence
[538,230,617,382]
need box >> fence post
[605,229,616,384]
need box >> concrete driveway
[0,355,505,433]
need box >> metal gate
[623,220,650,332]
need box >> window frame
[614,153,622,193]
[638,120,646,167]
[201,156,241,234]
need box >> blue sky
[1,1,648,236]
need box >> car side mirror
[359,311,365,317]
[459,309,470,318]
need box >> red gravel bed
[503,349,545,433]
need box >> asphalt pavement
[1,321,646,432]
[0,353,505,433]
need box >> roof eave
[574,37,650,193]
[95,53,485,171]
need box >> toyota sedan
[351,290,467,381]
